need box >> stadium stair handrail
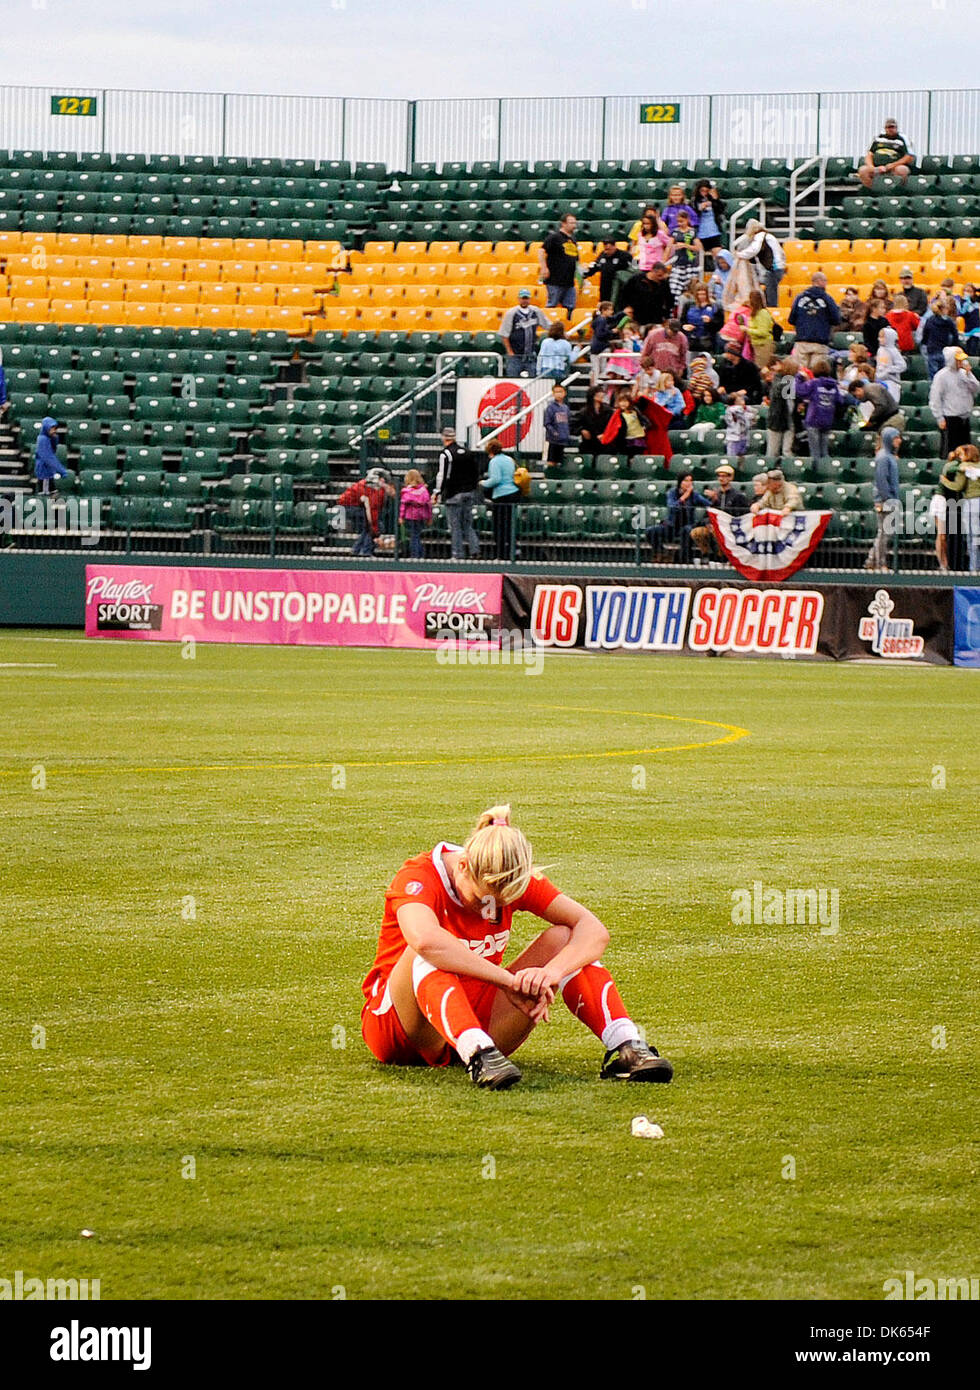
[728,197,768,249]
[468,369,588,455]
[788,156,827,239]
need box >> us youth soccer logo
[858,589,925,658]
[709,508,832,581]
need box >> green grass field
[1,631,976,1301]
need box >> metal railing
[469,369,588,454]
[728,198,768,249]
[788,155,828,239]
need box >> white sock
[601,1018,641,1052]
[456,1027,494,1065]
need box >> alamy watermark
[435,627,544,675]
[0,1270,101,1300]
[731,881,840,935]
[0,495,102,547]
[883,1270,979,1300]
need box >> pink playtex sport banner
[84,565,503,648]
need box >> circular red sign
[476,381,532,451]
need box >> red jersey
[362,841,562,1004]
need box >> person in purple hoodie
[794,360,857,463]
[543,382,571,466]
[660,185,699,236]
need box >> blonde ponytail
[463,803,535,905]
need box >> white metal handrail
[728,197,768,249]
[788,156,827,239]
[467,369,588,452]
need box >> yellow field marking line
[0,705,749,779]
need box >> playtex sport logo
[86,575,163,632]
[858,589,925,659]
[530,584,824,656]
[412,581,498,642]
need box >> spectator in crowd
[717,341,763,402]
[692,179,726,251]
[930,478,951,573]
[399,468,432,559]
[724,389,756,459]
[589,299,617,367]
[762,358,799,459]
[886,293,920,352]
[794,360,855,464]
[631,211,674,273]
[688,350,720,395]
[601,386,650,455]
[690,461,750,561]
[640,318,689,380]
[838,286,867,331]
[746,288,776,368]
[627,204,658,244]
[581,237,634,307]
[689,384,726,435]
[660,185,698,236]
[940,444,980,571]
[654,371,686,422]
[788,272,840,369]
[481,440,520,560]
[865,279,893,314]
[668,209,702,299]
[537,321,573,380]
[682,283,721,352]
[500,288,551,377]
[433,427,481,562]
[863,299,890,355]
[543,382,571,467]
[922,297,961,378]
[708,248,733,308]
[839,341,872,389]
[733,218,787,308]
[577,386,611,456]
[645,469,711,562]
[34,416,67,496]
[751,466,804,516]
[896,268,928,316]
[856,117,914,187]
[929,346,980,454]
[618,262,675,331]
[538,212,579,318]
[338,466,395,557]
[864,427,902,573]
[876,325,906,402]
[849,374,906,434]
[956,283,980,350]
[751,470,770,503]
[607,307,645,380]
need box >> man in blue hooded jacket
[34,416,67,494]
[865,425,902,572]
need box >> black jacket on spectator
[434,442,479,500]
[576,400,611,455]
[618,273,675,330]
[711,485,750,516]
[717,356,763,403]
[582,248,634,302]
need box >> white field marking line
[0,662,58,668]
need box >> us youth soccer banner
[84,566,503,649]
[953,587,980,667]
[455,377,545,454]
[503,577,953,663]
[708,508,832,581]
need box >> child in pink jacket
[399,468,432,558]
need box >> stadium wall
[3,85,980,164]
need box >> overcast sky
[4,0,975,99]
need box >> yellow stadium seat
[368,286,404,308]
[318,305,359,329]
[428,241,461,262]
[883,240,921,261]
[816,240,850,258]
[426,308,466,330]
[127,280,166,303]
[220,261,257,283]
[77,256,116,278]
[258,260,300,283]
[305,240,343,261]
[400,285,440,308]
[333,284,373,306]
[393,242,427,262]
[500,263,537,284]
[953,238,980,260]
[293,261,335,286]
[357,241,394,262]
[124,302,163,325]
[115,258,151,279]
[491,242,527,262]
[86,234,126,255]
[821,262,856,282]
[88,302,122,324]
[152,260,185,282]
[412,264,449,285]
[0,232,25,251]
[90,280,125,302]
[239,284,276,306]
[55,233,95,254]
[920,239,953,263]
[7,276,50,298]
[478,287,511,310]
[163,282,201,304]
[197,305,239,329]
[9,298,50,321]
[357,307,395,329]
[3,253,41,273]
[162,304,200,327]
[196,282,236,306]
[267,305,309,334]
[782,239,814,259]
[185,259,223,283]
[439,285,474,307]
[783,264,813,286]
[463,308,499,330]
[232,238,270,260]
[127,236,164,256]
[196,237,235,260]
[850,239,885,257]
[232,305,268,331]
[386,306,426,330]
[459,242,493,263]
[268,239,303,263]
[49,299,90,324]
[161,235,201,258]
[352,262,388,285]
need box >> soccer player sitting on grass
[361,805,673,1090]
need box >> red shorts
[361,974,499,1068]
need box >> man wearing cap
[336,466,396,557]
[499,289,551,377]
[690,462,749,562]
[581,237,633,306]
[895,268,928,316]
[717,340,762,402]
[857,118,914,188]
[929,345,980,454]
[750,467,803,517]
[433,426,481,561]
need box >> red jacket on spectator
[337,479,387,535]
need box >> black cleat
[600,1039,674,1083]
[467,1046,522,1090]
